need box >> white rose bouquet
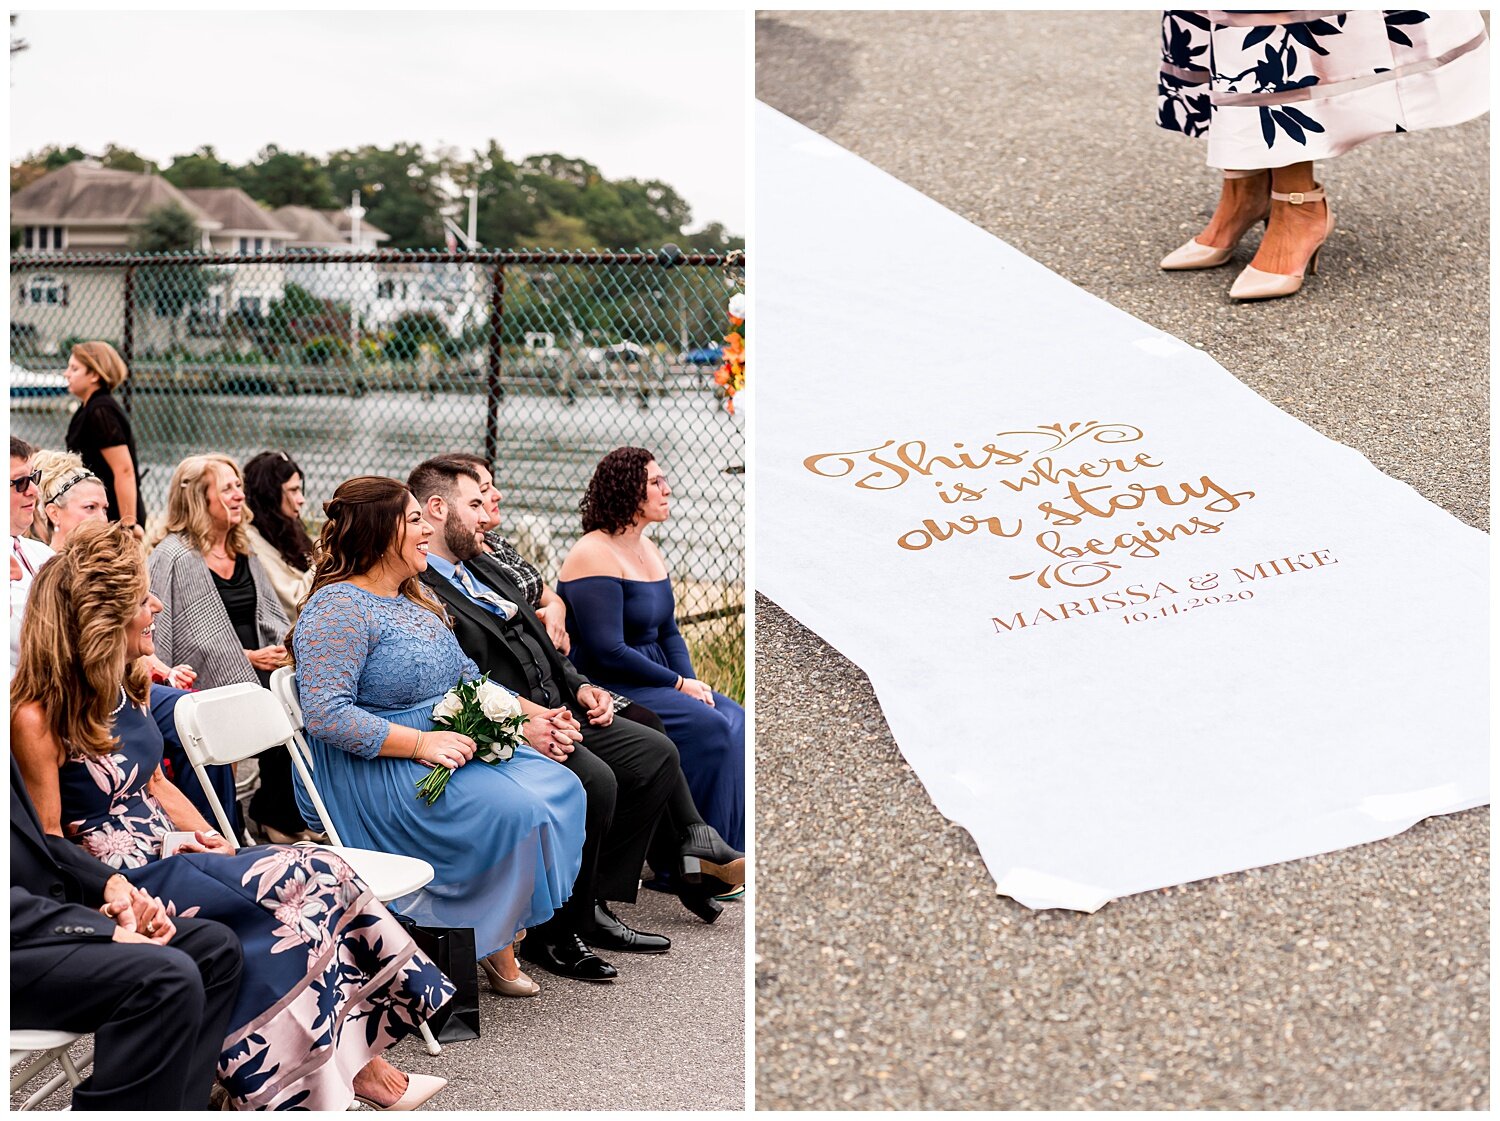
[415,676,527,805]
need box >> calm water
[11,386,743,587]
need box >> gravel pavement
[754,10,1487,1111]
[11,887,744,1112]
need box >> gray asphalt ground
[755,10,1487,1112]
[11,888,744,1111]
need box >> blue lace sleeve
[293,586,390,759]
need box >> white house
[10,164,289,355]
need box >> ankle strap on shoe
[1220,168,1268,180]
[1270,184,1325,204]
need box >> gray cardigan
[146,532,290,689]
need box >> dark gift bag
[396,916,482,1043]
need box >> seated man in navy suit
[10,755,242,1109]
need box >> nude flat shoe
[1229,185,1335,301]
[353,1072,447,1111]
[1160,168,1270,271]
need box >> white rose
[432,689,464,723]
[728,293,746,319]
[477,679,522,722]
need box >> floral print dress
[1158,10,1489,168]
[57,700,454,1111]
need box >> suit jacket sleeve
[42,832,115,902]
[470,557,592,698]
[10,886,113,948]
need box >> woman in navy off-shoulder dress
[557,447,745,851]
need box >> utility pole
[349,190,365,363]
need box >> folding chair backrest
[268,666,314,770]
[269,665,303,727]
[173,683,291,766]
[173,683,345,846]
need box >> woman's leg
[351,1058,409,1108]
[1248,161,1330,275]
[1194,169,1272,249]
[483,943,522,981]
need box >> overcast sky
[9,10,746,232]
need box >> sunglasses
[10,469,41,494]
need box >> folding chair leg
[59,1048,88,1085]
[418,1021,442,1057]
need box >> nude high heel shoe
[1160,168,1271,270]
[480,935,541,997]
[1229,184,1334,301]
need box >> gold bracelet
[412,730,424,759]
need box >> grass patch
[683,607,745,705]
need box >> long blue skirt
[293,698,587,958]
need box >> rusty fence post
[120,264,136,415]
[484,262,505,467]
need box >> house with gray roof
[11,164,292,356]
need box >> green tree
[241,145,337,208]
[530,213,593,249]
[326,143,446,248]
[100,144,156,174]
[385,310,449,360]
[618,179,693,238]
[466,141,542,248]
[130,205,210,347]
[682,221,744,253]
[11,145,89,193]
[163,145,238,190]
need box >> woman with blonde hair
[147,454,308,843]
[31,449,108,549]
[64,341,143,533]
[11,520,453,1110]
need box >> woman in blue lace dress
[10,521,453,1111]
[289,476,587,994]
[557,447,745,851]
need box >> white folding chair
[9,1030,91,1110]
[173,683,444,1056]
[268,667,313,773]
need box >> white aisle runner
[755,104,1488,912]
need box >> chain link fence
[10,249,745,694]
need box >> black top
[65,387,143,525]
[212,554,267,686]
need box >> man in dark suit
[409,457,681,981]
[10,755,243,1109]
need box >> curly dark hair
[580,446,655,535]
[244,450,316,571]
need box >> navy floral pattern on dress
[56,700,454,1110]
[1158,11,1213,137]
[1156,10,1488,168]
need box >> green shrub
[303,335,351,365]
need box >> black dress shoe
[518,930,618,981]
[680,823,746,885]
[579,902,671,953]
